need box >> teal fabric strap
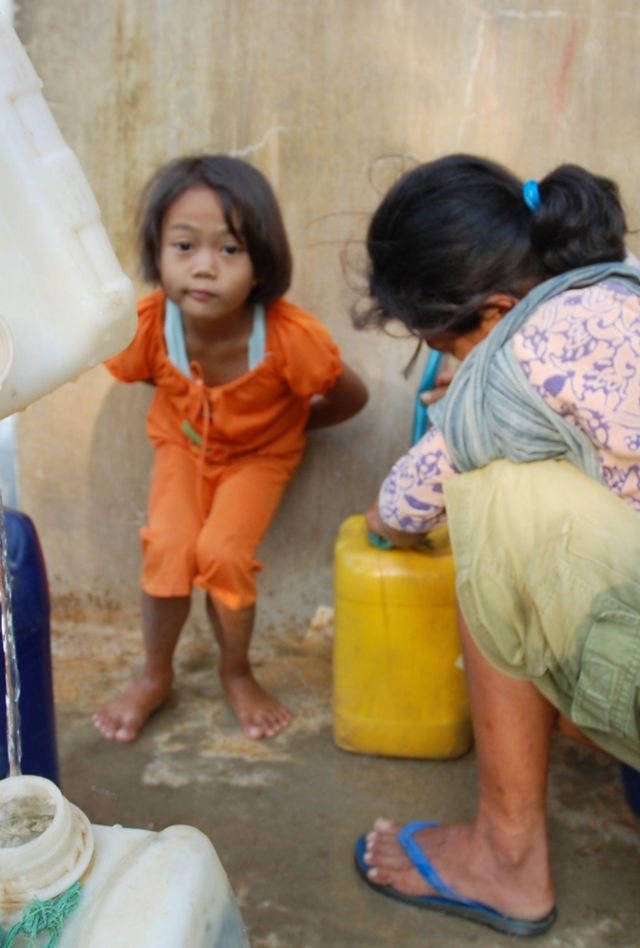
[248,304,266,370]
[164,300,265,376]
[429,262,640,481]
[164,299,190,375]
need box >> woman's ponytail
[531,165,626,273]
[355,155,629,339]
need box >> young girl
[93,155,368,743]
[352,156,640,936]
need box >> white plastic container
[0,14,136,419]
[0,775,250,947]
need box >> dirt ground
[51,605,640,947]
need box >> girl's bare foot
[362,818,555,921]
[220,668,292,739]
[93,675,173,742]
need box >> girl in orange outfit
[93,155,368,742]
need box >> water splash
[0,494,21,776]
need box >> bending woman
[353,155,640,937]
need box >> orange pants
[140,443,296,609]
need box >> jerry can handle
[367,530,395,550]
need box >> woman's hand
[419,369,454,407]
[365,500,427,548]
[365,500,390,537]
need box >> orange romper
[106,290,342,609]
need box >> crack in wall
[230,125,288,159]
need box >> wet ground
[51,605,640,947]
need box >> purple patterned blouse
[378,279,640,533]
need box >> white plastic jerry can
[0,775,251,947]
[0,14,136,419]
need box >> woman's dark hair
[357,154,627,337]
[138,154,292,307]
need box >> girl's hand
[306,362,368,429]
[419,369,454,406]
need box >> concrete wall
[13,0,640,623]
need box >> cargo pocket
[571,607,640,741]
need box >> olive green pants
[444,459,640,770]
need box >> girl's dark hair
[357,154,627,337]
[138,154,292,307]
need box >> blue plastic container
[621,764,640,818]
[0,508,59,784]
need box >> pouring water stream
[0,492,21,777]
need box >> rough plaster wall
[12,0,640,622]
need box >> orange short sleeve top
[105,291,343,464]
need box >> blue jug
[621,764,640,818]
[0,509,59,784]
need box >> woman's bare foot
[220,667,292,739]
[93,675,173,742]
[362,818,555,921]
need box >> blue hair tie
[522,180,541,213]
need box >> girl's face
[158,185,255,327]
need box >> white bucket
[0,14,136,419]
[0,775,250,947]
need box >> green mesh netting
[0,882,82,947]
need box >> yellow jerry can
[333,515,472,759]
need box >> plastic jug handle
[367,531,396,550]
[366,530,435,552]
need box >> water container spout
[0,774,251,946]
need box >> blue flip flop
[354,821,557,937]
